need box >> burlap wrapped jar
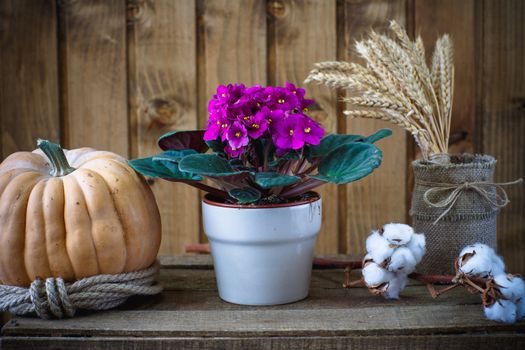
[410,154,512,275]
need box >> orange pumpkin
[0,140,161,286]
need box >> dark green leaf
[152,149,197,163]
[255,172,301,189]
[308,134,364,158]
[206,139,227,154]
[179,154,245,177]
[308,129,392,159]
[363,128,392,143]
[158,130,208,153]
[309,142,382,184]
[128,155,201,181]
[228,187,262,204]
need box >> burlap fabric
[410,154,500,275]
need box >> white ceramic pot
[202,193,322,306]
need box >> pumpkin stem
[37,139,75,177]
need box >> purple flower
[204,113,229,141]
[214,84,246,105]
[266,108,285,132]
[243,110,268,139]
[272,114,305,150]
[264,86,300,111]
[226,121,249,149]
[296,114,324,145]
[284,82,315,111]
[225,144,244,158]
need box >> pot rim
[203,191,321,209]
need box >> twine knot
[0,262,162,319]
[418,178,523,224]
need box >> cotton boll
[484,300,517,324]
[458,243,502,277]
[382,223,414,246]
[382,275,408,300]
[387,247,417,274]
[494,274,525,302]
[491,253,506,276]
[362,262,396,287]
[366,230,394,264]
[406,233,426,264]
[517,299,525,320]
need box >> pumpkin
[0,140,161,286]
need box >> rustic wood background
[1,0,524,273]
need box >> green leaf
[363,128,392,143]
[152,149,198,163]
[309,142,382,184]
[308,129,392,158]
[206,139,227,154]
[255,172,301,189]
[158,130,208,153]
[179,154,245,177]
[309,134,364,158]
[128,154,201,181]
[228,187,262,204]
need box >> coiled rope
[0,262,162,319]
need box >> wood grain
[341,0,408,255]
[2,334,524,350]
[127,0,200,254]
[0,0,60,156]
[481,0,525,274]
[268,0,339,253]
[58,0,128,156]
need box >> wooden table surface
[1,255,524,349]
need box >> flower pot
[410,154,500,275]
[202,193,322,305]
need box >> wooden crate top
[1,255,524,349]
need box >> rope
[418,178,523,224]
[0,261,162,319]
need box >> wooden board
[0,0,60,156]
[340,0,408,254]
[127,0,200,254]
[58,0,128,156]
[2,255,524,349]
[268,0,339,253]
[481,0,525,274]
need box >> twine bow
[419,178,523,224]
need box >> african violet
[129,83,391,204]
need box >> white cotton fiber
[366,230,394,264]
[458,244,503,277]
[382,223,414,245]
[406,233,426,264]
[362,262,395,287]
[517,299,525,320]
[387,247,417,274]
[491,253,506,276]
[484,300,517,324]
[494,274,525,302]
[382,275,408,300]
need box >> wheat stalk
[306,21,454,160]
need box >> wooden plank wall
[1,0,523,272]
